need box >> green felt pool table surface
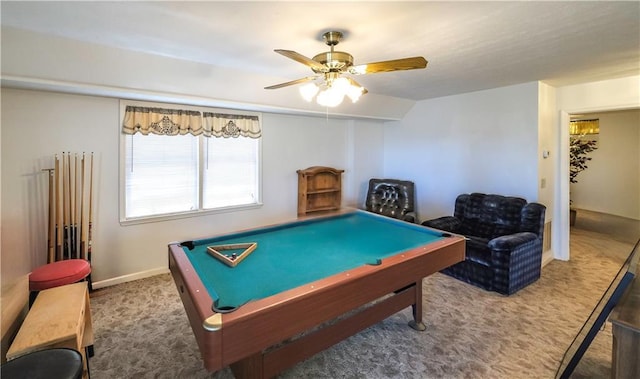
[181,210,446,311]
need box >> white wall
[383,82,541,221]
[537,82,557,220]
[570,110,640,219]
[557,76,640,112]
[1,88,385,287]
[346,120,386,208]
[2,90,116,287]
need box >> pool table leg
[408,279,426,331]
[230,353,265,379]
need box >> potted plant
[569,137,598,225]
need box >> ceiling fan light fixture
[311,76,364,107]
[316,85,345,107]
[332,77,350,91]
[349,65,367,75]
[346,84,365,103]
[299,82,320,102]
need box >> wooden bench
[6,282,93,379]
[1,275,28,364]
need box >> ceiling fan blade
[274,49,328,72]
[346,77,369,95]
[264,76,317,90]
[348,56,428,75]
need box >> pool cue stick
[88,153,94,260]
[64,152,72,259]
[71,153,77,259]
[87,152,94,290]
[72,153,79,258]
[75,154,81,258]
[55,155,63,261]
[44,168,55,263]
[62,152,67,259]
[79,153,86,260]
[68,152,74,259]
[82,153,89,261]
[61,153,66,259]
[69,153,75,259]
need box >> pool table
[168,209,465,378]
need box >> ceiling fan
[265,31,428,107]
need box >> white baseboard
[91,267,170,290]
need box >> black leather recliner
[422,193,546,295]
[365,178,417,223]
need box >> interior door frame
[555,105,639,261]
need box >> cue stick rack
[44,152,94,264]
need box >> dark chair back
[454,193,544,240]
[365,178,416,222]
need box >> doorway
[556,107,640,260]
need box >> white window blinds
[124,134,199,218]
[121,103,261,221]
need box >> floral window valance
[203,113,261,138]
[122,106,261,138]
[122,106,204,136]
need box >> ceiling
[1,1,639,102]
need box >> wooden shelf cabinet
[610,275,640,379]
[297,166,344,216]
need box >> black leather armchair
[422,193,546,295]
[365,178,417,223]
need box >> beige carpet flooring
[88,214,639,378]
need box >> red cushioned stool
[29,259,91,305]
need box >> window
[124,134,199,217]
[120,102,261,223]
[203,136,259,209]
